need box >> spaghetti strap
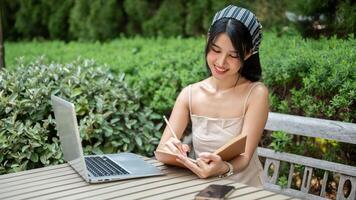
[242,83,262,116]
[188,85,192,115]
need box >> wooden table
[0,157,298,200]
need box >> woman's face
[206,33,242,80]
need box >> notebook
[51,95,164,183]
[155,134,247,167]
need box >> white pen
[162,116,198,163]
[163,115,178,139]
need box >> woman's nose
[215,54,227,67]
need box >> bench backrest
[258,112,356,200]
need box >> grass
[4,36,205,71]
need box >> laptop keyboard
[85,156,130,177]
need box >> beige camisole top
[188,83,265,187]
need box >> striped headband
[211,5,262,54]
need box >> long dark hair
[205,18,262,82]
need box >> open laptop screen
[51,95,89,181]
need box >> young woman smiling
[156,5,268,187]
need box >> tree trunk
[0,3,5,70]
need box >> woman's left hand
[176,152,229,178]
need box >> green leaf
[30,153,39,162]
[72,88,82,97]
[40,155,47,164]
[123,138,130,144]
[21,145,30,152]
[135,136,143,146]
[30,142,41,148]
[103,145,114,154]
[110,118,120,124]
[103,126,113,137]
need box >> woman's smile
[214,66,229,74]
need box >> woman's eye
[230,54,239,58]
[211,48,220,53]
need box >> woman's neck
[202,76,242,94]
[210,76,239,92]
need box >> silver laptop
[51,95,164,183]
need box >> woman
[156,5,268,187]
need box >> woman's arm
[156,86,191,156]
[229,84,269,173]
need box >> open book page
[154,148,197,168]
[155,134,246,167]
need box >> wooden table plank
[0,164,70,185]
[0,164,68,181]
[4,164,174,200]
[42,171,189,200]
[145,179,246,200]
[229,186,263,198]
[2,174,87,200]
[0,157,296,200]
[259,194,294,200]
[102,177,233,200]
[0,168,76,189]
[232,190,276,199]
[1,173,81,193]
[59,172,196,200]
[21,163,175,200]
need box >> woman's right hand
[163,137,190,156]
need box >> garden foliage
[5,33,355,123]
[5,0,352,40]
[0,58,162,174]
[2,32,355,174]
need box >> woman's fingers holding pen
[182,144,190,153]
[177,143,190,155]
[165,137,187,155]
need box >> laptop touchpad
[109,153,159,175]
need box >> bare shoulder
[177,85,189,101]
[251,82,268,95]
[185,79,207,93]
[251,82,269,97]
[178,85,190,99]
[245,82,269,114]
[177,82,197,103]
[178,80,207,102]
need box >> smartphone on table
[195,184,235,200]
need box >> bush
[86,0,123,40]
[5,33,355,123]
[0,58,162,174]
[14,0,50,39]
[142,0,185,37]
[123,0,153,36]
[286,0,356,38]
[117,37,207,114]
[47,0,74,40]
[68,0,90,40]
[261,33,355,122]
[2,33,355,175]
[185,0,210,36]
[69,0,123,41]
[2,0,20,40]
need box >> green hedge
[0,59,162,174]
[2,32,355,174]
[5,33,355,123]
[262,34,355,122]
[2,0,300,41]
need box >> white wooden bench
[258,112,356,200]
